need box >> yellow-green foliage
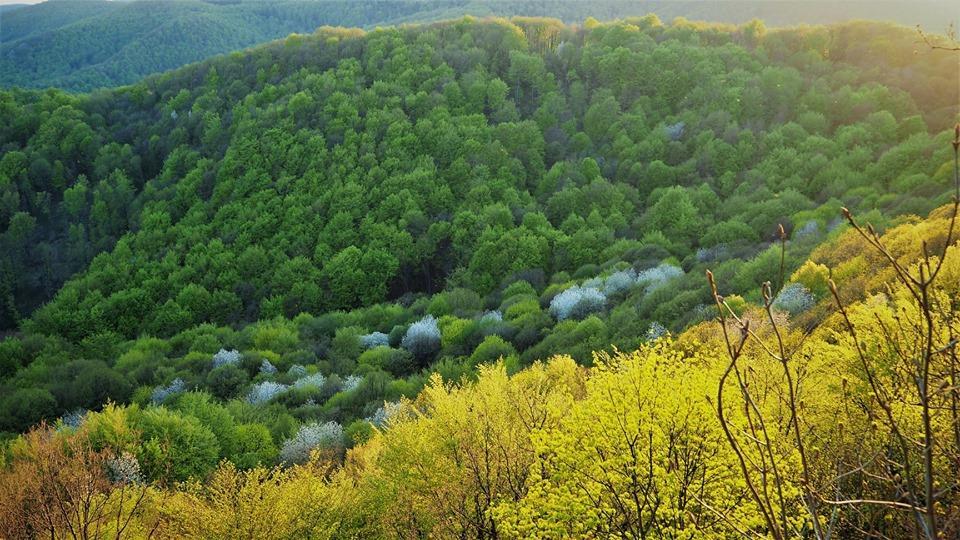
[345,357,586,538]
[789,260,830,297]
[157,461,351,539]
[492,345,782,539]
[811,204,958,300]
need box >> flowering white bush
[341,374,363,392]
[360,331,390,349]
[247,381,287,404]
[292,372,326,390]
[106,452,142,485]
[151,378,185,404]
[772,283,816,315]
[602,269,638,296]
[259,359,278,375]
[211,348,241,369]
[279,421,344,464]
[636,263,683,293]
[549,286,606,321]
[401,315,441,358]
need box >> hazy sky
[0,0,44,5]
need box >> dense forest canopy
[1,13,958,429]
[1,0,958,91]
[1,10,960,539]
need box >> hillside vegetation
[2,200,959,538]
[2,0,957,91]
[0,14,959,538]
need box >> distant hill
[2,0,957,91]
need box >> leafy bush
[469,336,517,366]
[232,423,278,468]
[0,388,57,432]
[135,407,220,482]
[789,260,831,298]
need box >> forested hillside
[2,197,959,538]
[0,13,959,538]
[2,0,957,91]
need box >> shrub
[367,401,404,428]
[232,423,278,468]
[279,421,344,464]
[59,409,88,430]
[602,269,638,296]
[445,287,484,317]
[636,263,683,294]
[701,220,755,247]
[503,280,536,299]
[440,317,478,355]
[358,346,414,377]
[504,299,540,320]
[794,220,821,240]
[0,337,26,378]
[401,315,441,361]
[469,335,517,366]
[771,283,816,315]
[206,364,248,400]
[54,362,132,411]
[646,322,667,341]
[287,364,307,378]
[259,359,278,375]
[292,372,327,390]
[479,310,503,323]
[211,348,241,369]
[549,286,606,321]
[106,452,143,485]
[246,381,288,405]
[664,120,685,140]
[696,244,729,263]
[150,378,186,405]
[360,331,390,349]
[341,375,363,392]
[789,260,830,298]
[135,407,220,482]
